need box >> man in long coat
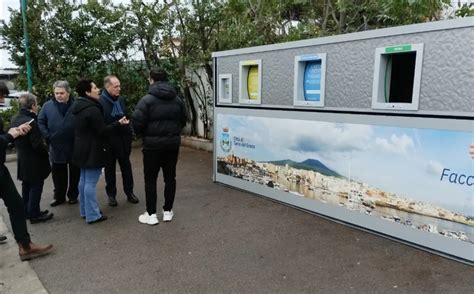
[99,75,139,207]
[38,80,79,206]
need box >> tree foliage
[1,0,143,105]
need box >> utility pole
[20,0,33,92]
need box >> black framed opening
[386,52,417,103]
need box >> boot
[18,242,53,261]
[108,196,118,207]
[30,212,54,224]
[126,192,139,204]
[50,198,66,207]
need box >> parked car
[0,90,28,112]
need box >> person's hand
[7,127,21,138]
[118,116,129,125]
[18,122,32,134]
[7,123,32,138]
[8,127,25,138]
[470,143,474,159]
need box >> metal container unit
[212,18,474,264]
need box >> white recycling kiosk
[212,18,474,265]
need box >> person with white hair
[99,75,139,207]
[11,93,54,224]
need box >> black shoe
[108,196,118,207]
[81,211,102,219]
[88,215,107,224]
[30,213,54,224]
[50,199,65,207]
[26,210,49,220]
[126,193,139,204]
[68,198,78,204]
[0,235,6,243]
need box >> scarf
[102,90,124,118]
[54,98,72,117]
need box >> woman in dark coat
[72,79,129,224]
[10,93,54,223]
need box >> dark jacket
[99,90,132,158]
[0,116,14,169]
[11,109,51,182]
[132,81,187,151]
[38,97,76,163]
[71,96,120,168]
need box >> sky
[0,0,18,21]
[0,0,19,68]
[216,113,474,215]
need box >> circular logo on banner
[220,127,232,152]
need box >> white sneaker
[163,210,174,222]
[138,212,159,225]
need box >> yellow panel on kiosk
[247,66,259,100]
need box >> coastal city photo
[217,114,474,244]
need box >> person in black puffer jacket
[132,67,187,225]
[72,79,129,224]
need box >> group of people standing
[0,67,187,260]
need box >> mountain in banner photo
[267,159,343,178]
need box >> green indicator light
[385,45,412,53]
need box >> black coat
[0,116,14,168]
[10,109,51,182]
[38,98,76,163]
[99,91,132,158]
[71,96,120,168]
[132,82,187,151]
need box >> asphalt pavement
[1,146,473,293]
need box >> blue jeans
[78,168,102,222]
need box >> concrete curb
[132,137,213,152]
[0,215,48,294]
[180,136,213,152]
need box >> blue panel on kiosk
[303,60,322,101]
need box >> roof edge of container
[212,17,474,58]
